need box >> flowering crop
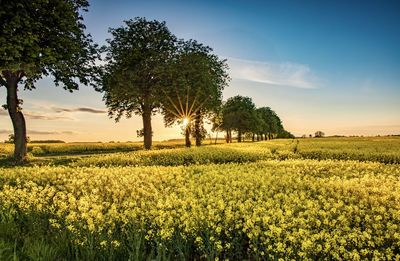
[0,157,399,260]
[72,145,274,167]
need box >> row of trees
[0,0,291,163]
[212,95,294,144]
[99,18,293,147]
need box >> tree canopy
[99,17,177,149]
[161,40,229,147]
[221,95,257,142]
[0,0,99,90]
[216,96,293,142]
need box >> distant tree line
[212,95,294,143]
[4,134,65,144]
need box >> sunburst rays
[163,85,209,126]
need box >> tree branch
[17,70,26,82]
[0,76,6,87]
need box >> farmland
[0,137,399,260]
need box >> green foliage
[221,95,257,132]
[0,0,99,162]
[256,107,282,136]
[0,238,15,261]
[162,40,229,127]
[217,99,293,141]
[0,0,100,90]
[99,17,177,120]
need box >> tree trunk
[252,133,255,142]
[185,125,191,147]
[238,130,242,143]
[142,106,152,150]
[5,74,27,162]
[215,131,218,145]
[194,112,202,146]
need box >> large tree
[162,40,229,147]
[0,0,99,162]
[99,18,177,149]
[221,95,257,142]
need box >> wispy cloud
[0,105,107,121]
[228,58,318,88]
[0,129,77,135]
[24,112,73,120]
[28,130,77,135]
[53,107,107,114]
[0,110,72,120]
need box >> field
[0,137,399,260]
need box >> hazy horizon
[1,0,399,142]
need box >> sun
[182,117,190,126]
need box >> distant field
[0,140,192,157]
[0,137,399,260]
[2,136,399,165]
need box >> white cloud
[227,58,318,88]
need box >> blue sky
[1,0,399,141]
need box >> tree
[161,40,229,147]
[248,109,267,141]
[99,18,177,149]
[221,96,257,142]
[315,131,325,138]
[0,0,99,162]
[277,129,295,139]
[256,107,282,140]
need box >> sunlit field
[2,0,399,260]
[0,137,399,260]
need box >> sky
[1,0,399,141]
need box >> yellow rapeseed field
[0,140,399,261]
